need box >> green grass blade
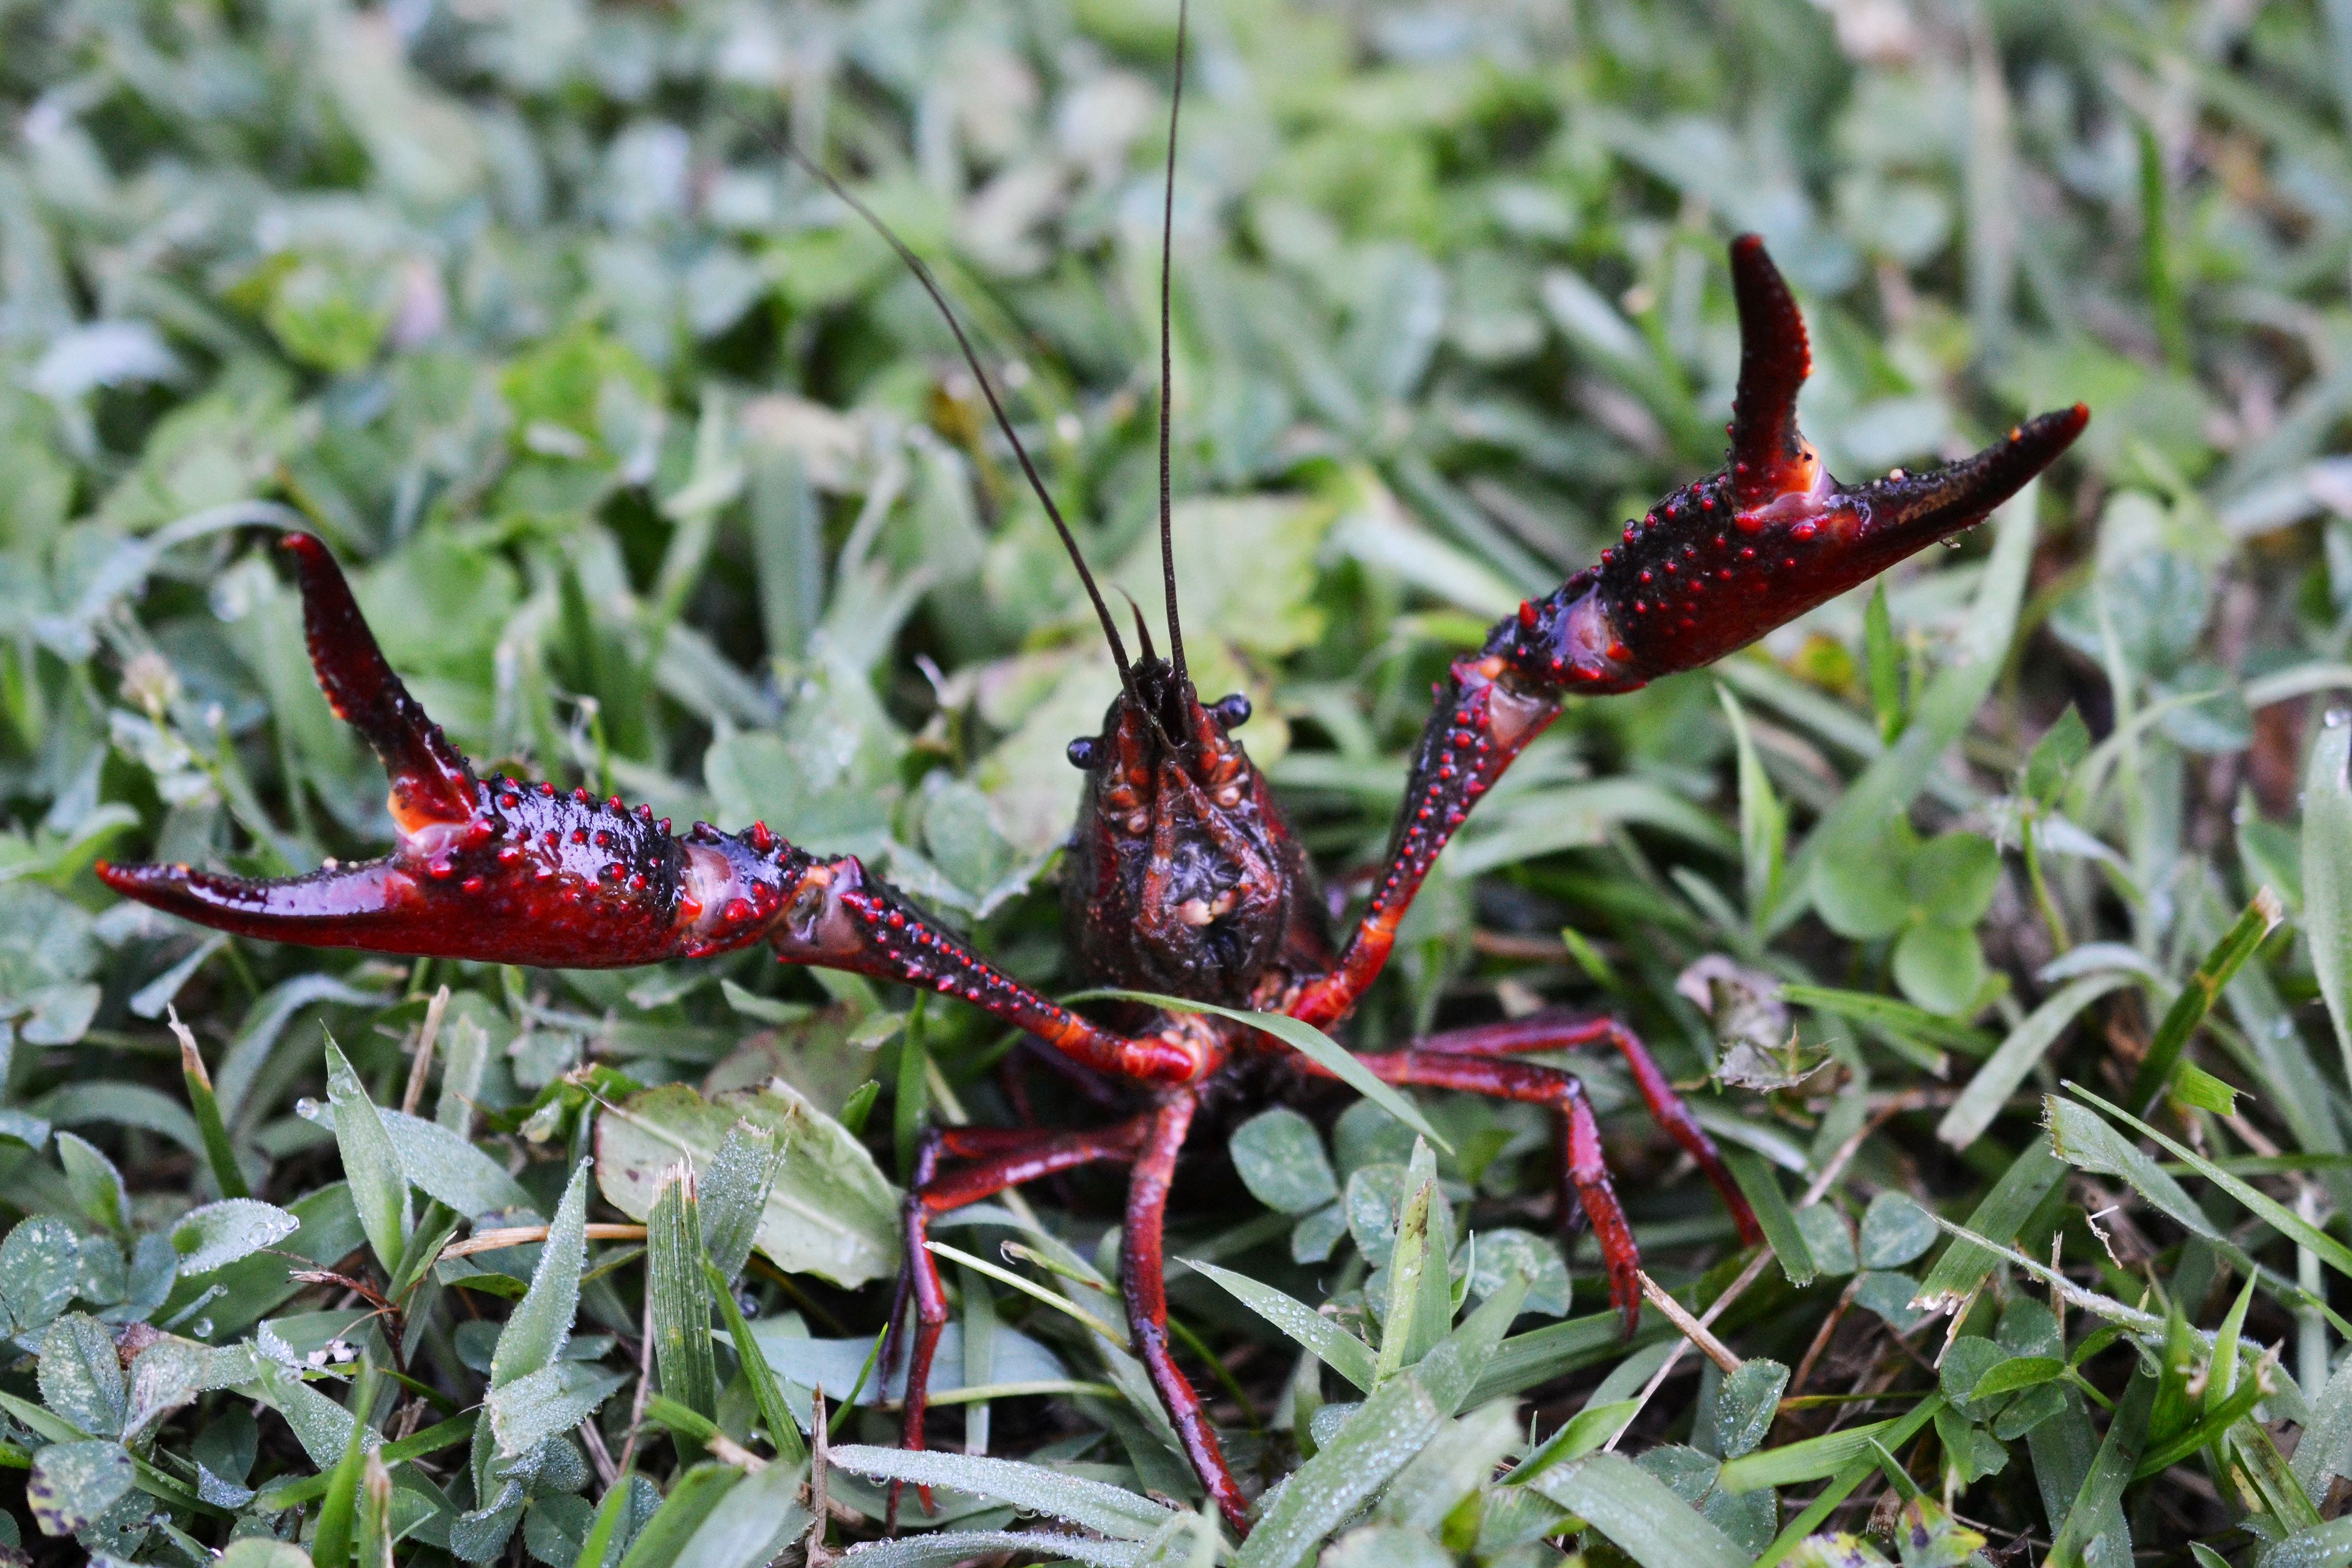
[324,1035,412,1280]
[573,1469,639,1568]
[1080,988,1450,1152]
[1780,484,2038,936]
[491,1159,591,1389]
[1188,1260,1377,1392]
[1939,973,2134,1148]
[826,1444,1178,1539]
[2123,887,2282,1114]
[704,1257,807,1465]
[894,995,928,1183]
[1912,1142,2068,1314]
[1529,1450,1751,1568]
[309,1360,377,1568]
[1717,683,1786,928]
[1723,1147,1812,1287]
[2307,715,2352,1090]
[2045,1366,2152,1568]
[647,1164,718,1420]
[615,1460,742,1568]
[1233,1373,1444,1568]
[2068,1084,2352,1280]
[168,1009,248,1199]
[1751,1396,1945,1566]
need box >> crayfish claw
[280,532,478,831]
[95,857,416,948]
[100,533,822,968]
[1726,233,1816,508]
[1848,403,2092,548]
[1487,237,2088,695]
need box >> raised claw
[96,793,794,969]
[98,533,804,968]
[1510,236,2088,693]
[1290,237,2088,1029]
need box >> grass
[0,0,2350,1563]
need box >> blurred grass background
[7,0,2352,1562]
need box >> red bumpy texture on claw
[1509,237,2089,694]
[97,534,799,968]
[1290,235,2087,1029]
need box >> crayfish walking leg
[1418,1010,1763,1250]
[1293,1014,1763,1336]
[1336,1052,1651,1336]
[884,1120,1156,1526]
[1120,1090,1254,1538]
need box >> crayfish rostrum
[98,18,2087,1539]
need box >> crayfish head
[1060,655,1308,1006]
[1507,237,2088,694]
[1070,654,1253,830]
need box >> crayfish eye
[1066,736,1101,770]
[1212,693,1251,729]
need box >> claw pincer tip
[1524,248,2085,690]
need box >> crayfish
[97,14,2087,1538]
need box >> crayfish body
[97,132,2087,1548]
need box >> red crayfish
[98,21,2087,1537]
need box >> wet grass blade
[574,1469,639,1568]
[1718,1400,1943,1495]
[2068,1084,2352,1281]
[1912,1142,2068,1315]
[1940,973,2134,1148]
[1752,1396,1945,1566]
[2123,887,2281,1115]
[2045,1365,2152,1568]
[167,1007,247,1199]
[1233,1372,1443,1568]
[1723,1148,1812,1287]
[2308,714,2352,1088]
[827,1444,1177,1539]
[1780,983,1994,1057]
[492,1159,590,1389]
[324,1035,411,1280]
[894,996,928,1183]
[705,1257,806,1465]
[835,1532,1143,1568]
[1780,485,2038,936]
[647,1164,718,1420]
[1377,1140,1448,1380]
[1188,1260,1377,1392]
[1529,1451,1750,1568]
[614,1461,741,1568]
[1717,684,1786,929]
[310,1360,378,1568]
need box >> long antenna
[1156,0,1191,686]
[768,134,1136,689]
